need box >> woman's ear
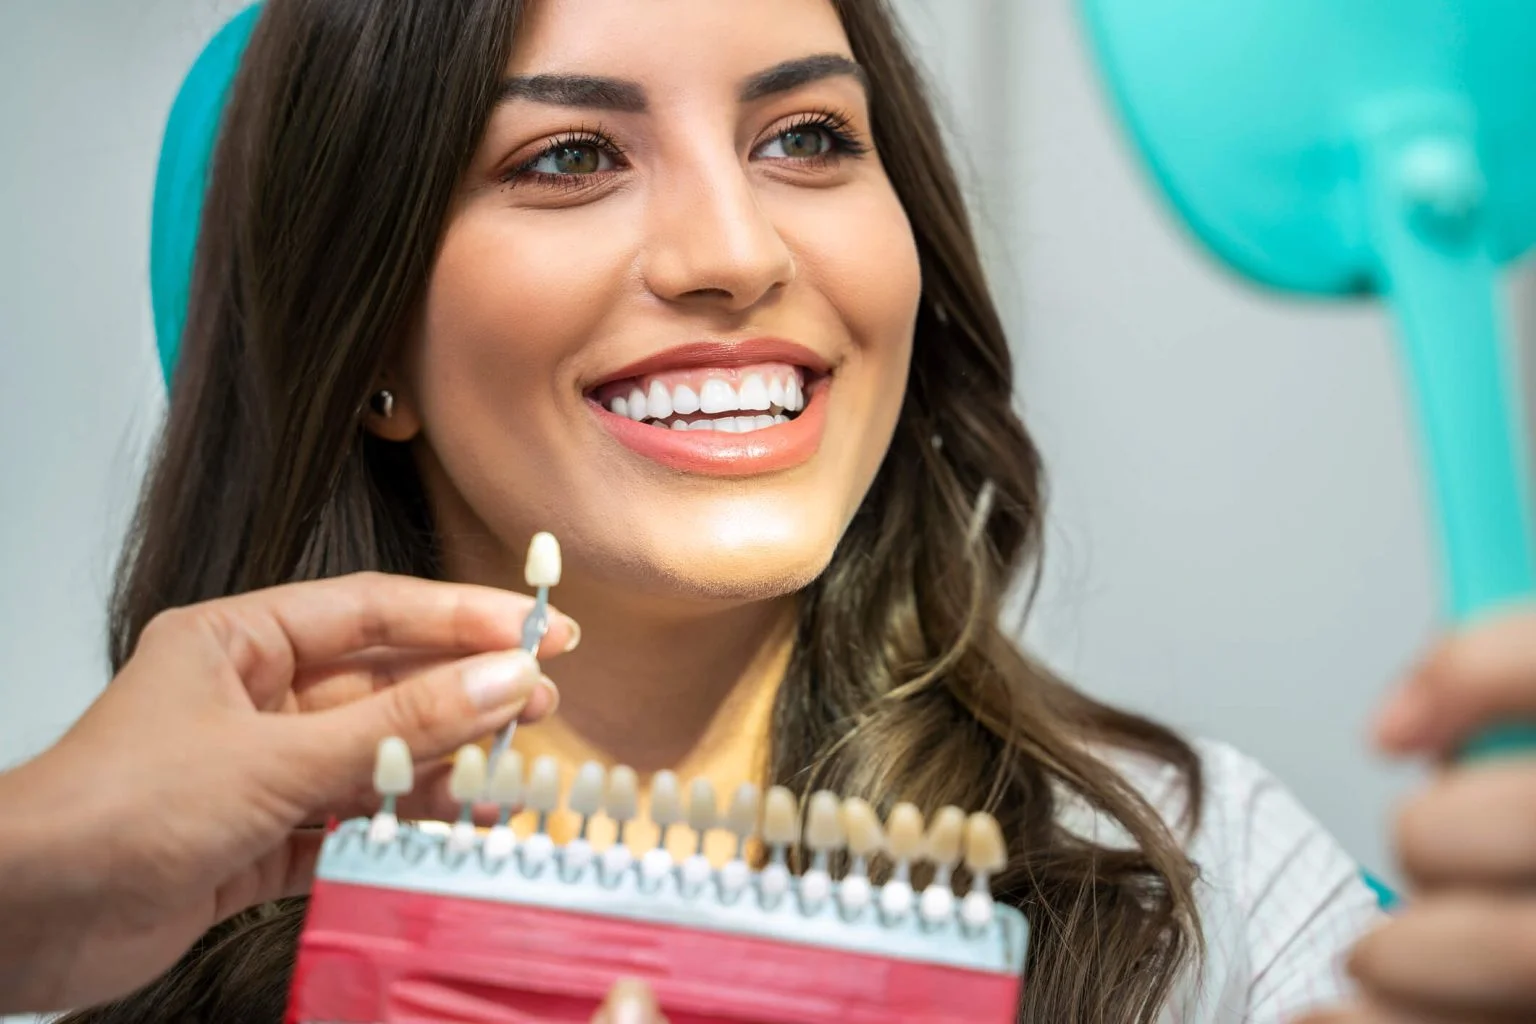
[363,384,423,442]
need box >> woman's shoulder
[1095,736,1371,901]
[1087,737,1383,1022]
[1059,736,1277,853]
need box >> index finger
[194,573,576,702]
[1376,607,1536,757]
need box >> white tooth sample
[698,378,739,414]
[726,782,760,841]
[738,374,771,411]
[606,764,639,822]
[601,765,639,883]
[880,802,924,920]
[483,749,524,862]
[646,380,673,420]
[786,375,804,412]
[520,756,561,873]
[720,782,760,899]
[671,384,701,415]
[670,419,688,430]
[961,812,1007,931]
[369,737,413,844]
[525,532,562,588]
[759,785,799,904]
[626,387,648,421]
[570,761,606,822]
[687,777,718,835]
[488,750,524,812]
[564,761,606,876]
[651,770,683,825]
[642,770,682,888]
[690,419,716,431]
[773,414,788,424]
[609,396,629,418]
[714,417,740,433]
[734,416,757,433]
[920,805,966,925]
[527,756,561,813]
[767,376,787,409]
[373,737,414,797]
[681,777,718,891]
[838,798,883,916]
[451,747,488,804]
[800,790,844,908]
[447,745,488,852]
[754,415,775,430]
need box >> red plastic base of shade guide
[286,880,1022,1024]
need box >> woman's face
[402,0,921,602]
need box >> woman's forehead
[506,0,854,83]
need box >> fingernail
[605,979,656,1024]
[461,650,541,711]
[563,616,581,653]
[521,677,560,720]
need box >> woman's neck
[518,579,795,780]
[443,540,796,782]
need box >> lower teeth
[657,413,791,433]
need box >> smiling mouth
[587,363,816,434]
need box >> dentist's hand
[1300,608,1536,1023]
[0,573,576,1015]
[593,979,669,1024]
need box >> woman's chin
[567,513,844,608]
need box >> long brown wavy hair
[80,1,1206,1021]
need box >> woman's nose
[640,164,796,314]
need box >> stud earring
[370,389,396,419]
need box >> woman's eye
[758,126,835,160]
[526,142,612,175]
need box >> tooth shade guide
[303,796,1030,1022]
[294,881,1028,1023]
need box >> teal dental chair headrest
[149,3,261,386]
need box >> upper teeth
[609,373,804,423]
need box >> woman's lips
[591,380,829,477]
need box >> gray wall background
[13,6,1527,1015]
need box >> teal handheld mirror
[1078,0,1536,758]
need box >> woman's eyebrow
[740,54,868,102]
[497,74,646,112]
[495,54,868,113]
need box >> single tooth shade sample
[964,812,1008,875]
[524,532,562,587]
[605,765,639,821]
[687,777,719,833]
[926,806,966,867]
[762,786,800,845]
[569,761,606,817]
[841,798,884,858]
[804,791,845,852]
[373,737,414,796]
[885,802,925,862]
[448,745,488,804]
[650,770,683,826]
[526,756,562,813]
[487,749,524,806]
[725,783,760,838]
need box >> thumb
[286,649,553,801]
[592,978,665,1024]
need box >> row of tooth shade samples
[367,739,1010,931]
